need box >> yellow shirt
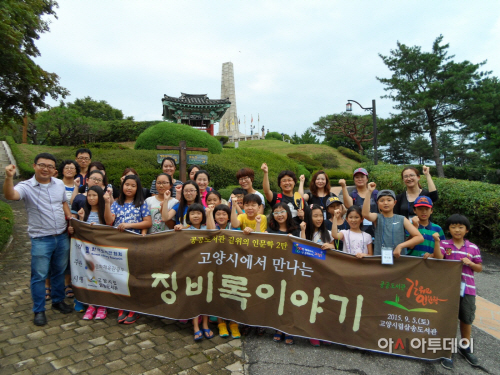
[237,214,267,232]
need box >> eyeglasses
[156,181,171,185]
[280,179,294,184]
[184,189,197,194]
[77,157,90,161]
[89,177,103,183]
[36,163,55,170]
[273,210,286,216]
[403,174,417,179]
[238,176,251,182]
[63,166,76,171]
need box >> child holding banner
[324,196,348,251]
[362,183,423,257]
[429,214,482,370]
[331,206,372,257]
[111,175,152,324]
[77,186,114,320]
[164,181,201,226]
[146,173,179,232]
[266,203,300,237]
[175,204,213,341]
[300,204,335,347]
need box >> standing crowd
[2,147,482,370]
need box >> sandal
[309,339,320,347]
[285,335,295,345]
[273,332,283,342]
[65,285,74,298]
[218,322,229,337]
[229,323,241,339]
[194,330,203,341]
[45,287,51,301]
[201,328,214,339]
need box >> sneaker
[123,311,139,324]
[310,339,321,347]
[218,322,229,337]
[83,305,97,320]
[459,347,479,367]
[229,323,241,339]
[441,357,454,370]
[95,307,107,320]
[117,310,128,323]
[74,299,85,312]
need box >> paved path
[1,178,500,374]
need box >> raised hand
[297,208,304,220]
[78,208,85,221]
[367,182,376,193]
[175,184,182,194]
[103,191,111,204]
[338,179,346,187]
[299,175,305,182]
[205,204,214,215]
[261,163,268,173]
[255,215,262,225]
[422,165,430,176]
[5,165,16,178]
[300,221,306,231]
[334,209,342,219]
[432,232,441,242]
[164,190,172,200]
[412,216,420,228]
[74,177,80,187]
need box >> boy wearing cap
[362,182,423,257]
[408,196,445,257]
[324,196,349,250]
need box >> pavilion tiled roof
[162,93,230,105]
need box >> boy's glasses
[89,177,103,183]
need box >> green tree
[66,96,126,121]
[377,121,412,164]
[408,135,433,165]
[293,127,319,144]
[0,0,69,125]
[313,113,374,154]
[377,35,488,177]
[437,130,456,165]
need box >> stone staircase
[0,141,17,177]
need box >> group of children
[67,162,482,370]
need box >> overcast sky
[36,0,500,136]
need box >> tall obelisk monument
[219,62,238,135]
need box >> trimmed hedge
[313,153,339,169]
[0,200,14,251]
[135,122,222,154]
[365,164,500,250]
[287,153,322,173]
[265,132,283,141]
[5,136,34,179]
[215,136,229,145]
[323,169,351,181]
[338,146,368,163]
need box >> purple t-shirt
[440,239,482,296]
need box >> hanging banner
[70,220,462,360]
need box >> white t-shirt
[340,230,372,255]
[145,196,179,233]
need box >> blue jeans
[30,233,69,313]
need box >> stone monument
[218,62,238,135]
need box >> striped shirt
[440,239,482,296]
[410,222,445,257]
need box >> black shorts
[459,294,476,325]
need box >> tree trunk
[429,121,444,177]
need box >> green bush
[215,136,229,145]
[337,146,368,163]
[366,164,500,250]
[75,142,128,150]
[265,132,283,141]
[5,136,34,179]
[297,165,311,182]
[323,169,351,181]
[287,153,323,173]
[135,122,222,154]
[0,201,14,251]
[313,153,339,169]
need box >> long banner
[70,220,462,360]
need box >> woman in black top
[394,166,438,220]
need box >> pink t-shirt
[440,239,482,296]
[340,230,372,255]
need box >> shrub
[5,136,34,179]
[366,164,500,251]
[313,153,339,169]
[265,132,283,141]
[287,153,322,173]
[75,142,127,150]
[215,136,229,145]
[330,179,354,186]
[135,122,222,154]
[323,169,351,181]
[297,165,311,182]
[0,200,14,251]
[338,146,368,163]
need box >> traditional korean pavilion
[161,93,231,135]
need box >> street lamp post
[346,99,378,165]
